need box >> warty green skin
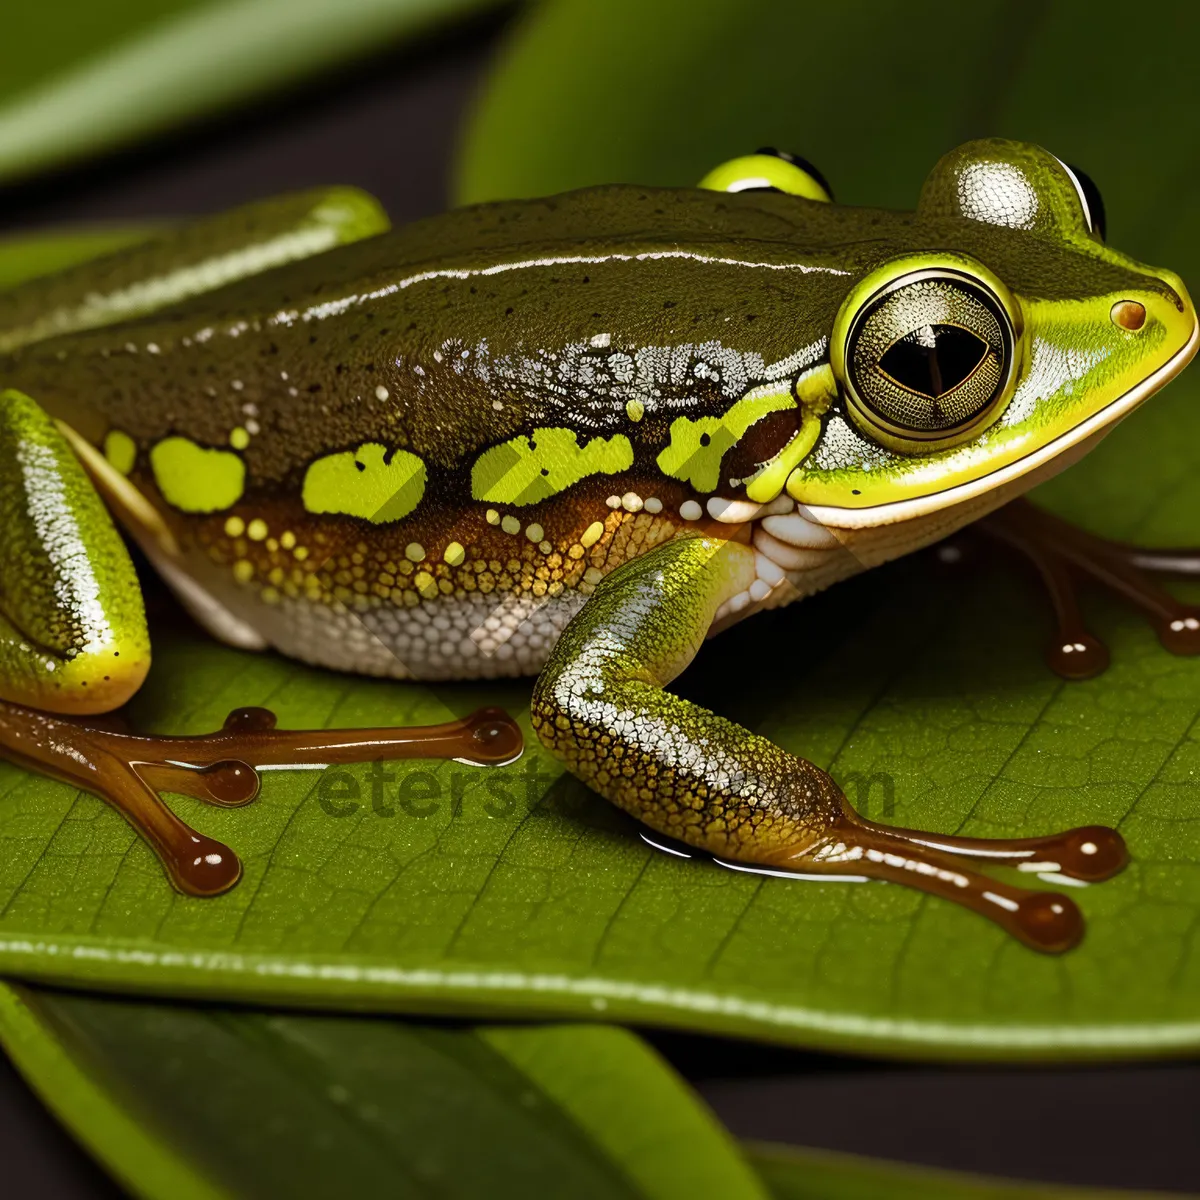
[0,140,1191,918]
[0,390,149,712]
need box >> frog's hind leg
[532,535,1127,953]
[0,187,389,353]
[0,388,150,713]
[979,498,1200,679]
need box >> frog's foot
[533,535,1126,953]
[0,701,522,896]
[978,498,1200,679]
[648,809,1127,954]
[755,808,1126,954]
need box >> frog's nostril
[1111,300,1146,331]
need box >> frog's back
[0,186,873,681]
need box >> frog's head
[780,139,1197,530]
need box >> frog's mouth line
[803,317,1200,530]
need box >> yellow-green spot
[224,516,245,538]
[625,399,644,423]
[472,427,633,506]
[580,521,605,548]
[103,429,137,476]
[656,387,795,494]
[247,518,268,541]
[302,443,426,523]
[745,411,823,503]
[149,437,245,513]
[229,426,251,450]
[444,541,465,566]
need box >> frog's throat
[805,315,1200,531]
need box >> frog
[0,138,1195,953]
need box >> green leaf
[0,0,499,184]
[0,971,1163,1200]
[0,981,766,1200]
[4,1,1200,1056]
[746,1141,1184,1200]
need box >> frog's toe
[1159,612,1200,656]
[980,498,1200,678]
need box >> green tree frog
[0,139,1194,952]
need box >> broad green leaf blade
[3,53,1200,1055]
[0,585,1198,1059]
[0,982,767,1200]
[0,0,499,185]
[746,1142,1184,1200]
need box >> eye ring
[831,258,1023,453]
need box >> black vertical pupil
[878,325,987,397]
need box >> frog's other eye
[919,140,1106,244]
[833,262,1021,451]
[1059,161,1107,241]
[698,149,833,202]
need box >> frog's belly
[150,477,1033,682]
[154,497,998,681]
[265,588,590,681]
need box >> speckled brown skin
[532,535,844,860]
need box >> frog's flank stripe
[149,437,244,513]
[471,428,633,506]
[657,386,796,493]
[302,443,426,523]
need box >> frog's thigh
[531,535,844,859]
[0,389,149,714]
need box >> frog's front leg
[0,388,523,895]
[979,498,1200,679]
[532,535,1128,953]
[0,388,150,712]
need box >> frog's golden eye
[834,262,1021,451]
[698,149,833,202]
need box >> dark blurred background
[0,11,1197,1197]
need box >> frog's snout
[1152,267,1194,319]
[1112,267,1198,373]
[1141,267,1197,353]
